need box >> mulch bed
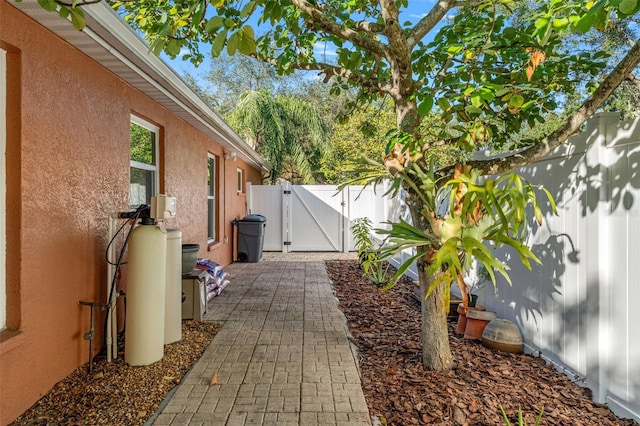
[10,320,220,426]
[326,260,638,426]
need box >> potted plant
[463,260,491,307]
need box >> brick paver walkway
[152,253,371,425]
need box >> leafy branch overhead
[29,0,640,165]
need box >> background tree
[30,0,640,370]
[319,102,396,184]
[186,54,391,183]
[185,53,303,114]
[227,90,330,184]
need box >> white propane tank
[125,223,167,366]
[164,229,182,344]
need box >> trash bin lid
[241,214,266,222]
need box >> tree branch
[290,0,388,57]
[467,39,640,176]
[255,55,387,94]
[379,0,403,51]
[626,73,640,92]
[352,20,385,34]
[407,0,458,49]
[298,62,388,93]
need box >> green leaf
[69,5,85,28]
[552,17,569,31]
[240,1,256,18]
[503,27,517,39]
[150,38,165,56]
[417,96,434,116]
[191,1,205,25]
[619,0,638,14]
[593,10,609,30]
[508,95,524,113]
[238,26,256,55]
[495,88,511,97]
[205,16,225,34]
[500,406,512,426]
[166,39,181,56]
[534,17,549,30]
[37,0,58,12]
[382,251,425,291]
[227,32,239,55]
[211,28,228,58]
[534,17,549,40]
[437,98,451,111]
[465,104,482,114]
[574,13,595,33]
[478,88,495,102]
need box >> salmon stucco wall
[0,2,263,423]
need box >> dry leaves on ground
[10,320,220,426]
[326,260,638,426]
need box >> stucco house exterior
[0,0,270,422]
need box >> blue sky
[163,0,438,80]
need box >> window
[129,115,159,207]
[0,48,6,330]
[237,168,244,193]
[207,154,217,242]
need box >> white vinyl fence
[477,112,640,422]
[248,182,394,253]
[248,112,639,421]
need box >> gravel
[10,320,220,426]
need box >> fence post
[282,181,291,254]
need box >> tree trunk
[418,261,454,370]
[406,189,454,371]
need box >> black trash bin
[235,214,266,262]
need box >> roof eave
[11,0,271,172]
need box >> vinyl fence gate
[248,182,389,253]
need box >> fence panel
[478,113,639,421]
[248,184,284,251]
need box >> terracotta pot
[481,318,523,353]
[455,303,485,335]
[455,303,468,334]
[464,309,496,340]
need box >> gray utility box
[181,269,207,321]
[236,214,266,263]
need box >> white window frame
[236,167,244,194]
[207,154,217,242]
[129,115,159,207]
[0,49,7,330]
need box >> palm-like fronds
[227,90,330,183]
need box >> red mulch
[326,260,638,426]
